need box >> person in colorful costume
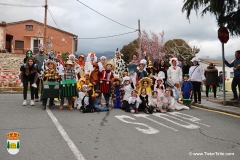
[167,58,182,89]
[111,75,124,108]
[99,60,115,107]
[112,48,126,78]
[85,52,98,73]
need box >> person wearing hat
[121,76,135,111]
[85,52,98,73]
[99,60,115,107]
[146,60,157,78]
[138,77,153,96]
[112,48,126,78]
[136,63,148,80]
[189,57,205,104]
[68,54,82,81]
[90,62,101,90]
[41,60,60,109]
[154,77,165,97]
[59,60,76,110]
[77,54,85,68]
[167,58,182,89]
[111,75,124,108]
[181,74,193,100]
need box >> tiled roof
[6,19,77,37]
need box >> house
[3,19,78,54]
[199,58,234,78]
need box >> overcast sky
[1,0,239,59]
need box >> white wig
[86,53,98,62]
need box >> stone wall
[0,53,25,89]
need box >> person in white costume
[167,58,182,89]
[85,52,98,72]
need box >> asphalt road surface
[0,94,239,160]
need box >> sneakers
[31,83,37,88]
[34,98,39,102]
[22,100,27,106]
[31,100,35,106]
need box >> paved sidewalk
[193,91,240,116]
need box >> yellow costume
[138,77,153,95]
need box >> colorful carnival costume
[111,75,124,108]
[112,48,126,78]
[99,60,115,107]
[138,77,153,96]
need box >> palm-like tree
[182,0,240,36]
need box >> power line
[48,7,61,29]
[0,2,42,7]
[77,30,138,39]
[76,0,137,30]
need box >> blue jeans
[61,97,72,105]
[94,105,108,111]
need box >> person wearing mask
[224,50,240,101]
[189,57,206,104]
[33,47,47,102]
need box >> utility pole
[138,20,141,57]
[43,0,48,52]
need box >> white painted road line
[134,114,178,131]
[46,108,86,160]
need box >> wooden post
[43,0,48,52]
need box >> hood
[169,57,178,66]
[205,66,218,72]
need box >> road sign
[218,27,229,43]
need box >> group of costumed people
[20,47,191,113]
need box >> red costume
[100,70,114,94]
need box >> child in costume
[136,63,148,80]
[121,76,135,111]
[154,77,165,97]
[181,74,193,100]
[80,89,94,113]
[111,75,124,109]
[90,62,101,90]
[139,88,152,114]
[99,60,115,107]
[138,77,152,96]
[128,90,141,114]
[59,60,76,110]
[41,60,59,110]
[150,91,166,113]
[85,52,98,72]
[93,90,109,112]
[164,89,189,111]
[75,78,87,109]
[20,57,39,106]
[127,63,138,88]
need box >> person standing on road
[20,57,39,106]
[189,57,206,104]
[218,71,223,92]
[33,47,48,102]
[204,63,219,101]
[225,50,240,101]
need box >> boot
[68,104,73,111]
[135,108,138,114]
[59,105,63,110]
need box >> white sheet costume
[85,52,98,72]
[167,58,182,87]
[164,94,189,111]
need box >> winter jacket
[225,58,240,76]
[204,66,219,86]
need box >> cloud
[1,0,239,58]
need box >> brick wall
[0,53,24,89]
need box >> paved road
[0,94,240,160]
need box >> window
[15,40,24,49]
[25,25,33,30]
[230,72,234,78]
